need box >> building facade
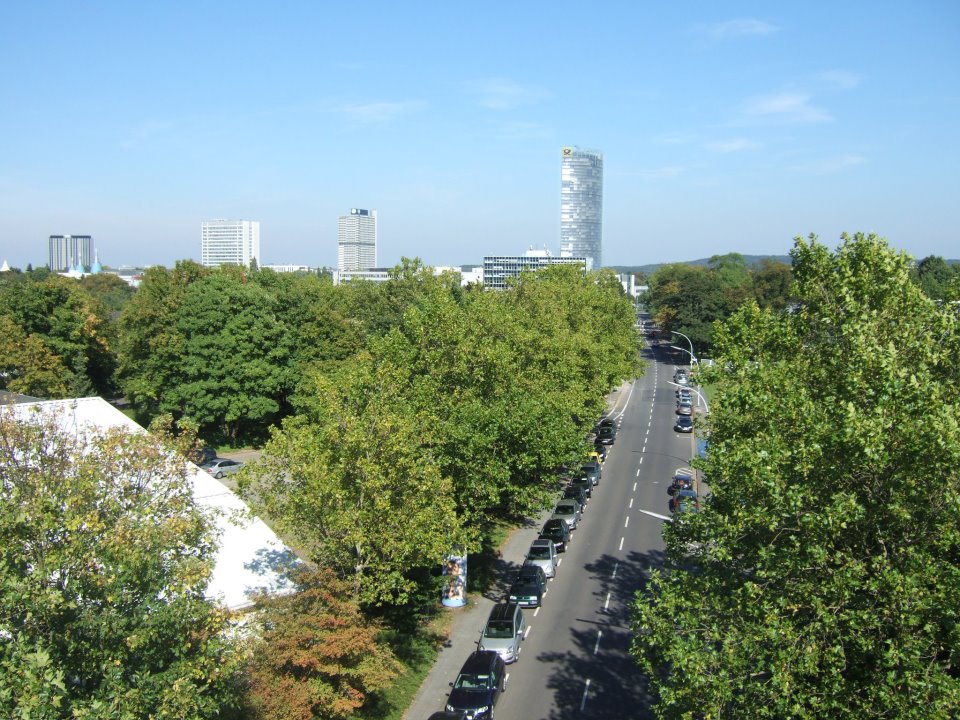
[338,208,377,271]
[48,234,93,272]
[201,219,260,268]
[560,146,603,270]
[482,248,587,291]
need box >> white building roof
[4,397,296,610]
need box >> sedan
[581,460,601,486]
[508,565,547,607]
[674,416,694,433]
[200,458,243,479]
[596,426,616,445]
[539,519,570,553]
[676,400,693,416]
[551,500,581,531]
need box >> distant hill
[609,254,792,276]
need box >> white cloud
[741,92,831,124]
[334,100,424,123]
[817,69,860,90]
[702,18,779,39]
[794,154,866,174]
[704,138,758,153]
[462,78,550,110]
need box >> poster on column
[441,554,467,607]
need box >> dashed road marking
[612,561,619,579]
[629,498,634,508]
[533,607,540,617]
[594,630,603,655]
[624,516,630,528]
[619,536,625,551]
[604,592,611,612]
[580,679,591,711]
[524,626,531,639]
[632,481,637,491]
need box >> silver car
[200,458,243,479]
[478,602,526,663]
[524,539,557,578]
[551,499,581,531]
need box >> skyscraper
[201,220,260,268]
[338,208,377,271]
[48,234,93,272]
[560,146,603,269]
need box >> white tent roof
[4,397,296,610]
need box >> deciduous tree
[632,233,960,718]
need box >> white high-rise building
[201,219,260,268]
[49,234,93,272]
[560,146,603,270]
[338,208,377,271]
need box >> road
[405,328,700,719]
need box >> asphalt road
[405,328,700,720]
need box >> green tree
[0,408,240,719]
[241,567,401,720]
[0,275,115,396]
[751,258,794,310]
[632,233,960,718]
[78,272,136,315]
[912,254,957,301]
[0,315,69,397]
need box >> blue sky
[1,2,958,270]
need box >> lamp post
[668,380,709,498]
[671,331,697,366]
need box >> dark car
[593,417,616,433]
[674,416,694,433]
[428,713,467,720]
[669,488,699,514]
[539,518,570,553]
[570,475,593,498]
[562,484,588,508]
[596,426,616,445]
[508,564,547,607]
[580,460,601,486]
[667,473,694,496]
[446,650,505,719]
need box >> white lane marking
[534,607,540,617]
[557,557,562,565]
[544,587,549,596]
[612,561,619,578]
[647,420,651,428]
[646,428,651,435]
[580,679,591,711]
[604,592,611,612]
[638,508,673,522]
[629,498,634,508]
[594,630,603,655]
[524,626,531,639]
[625,516,630,527]
[506,672,510,684]
[619,536,625,551]
[636,468,641,476]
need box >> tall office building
[201,220,260,268]
[338,208,377,271]
[560,146,603,269]
[49,234,93,272]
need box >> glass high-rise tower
[560,146,603,269]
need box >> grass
[357,611,454,720]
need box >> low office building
[483,248,586,290]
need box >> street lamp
[671,331,697,366]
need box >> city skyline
[1,3,958,270]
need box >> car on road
[674,416,694,433]
[551,499,581,531]
[524,538,558,579]
[667,473,694,496]
[428,712,467,720]
[508,565,547,607]
[478,603,526,664]
[446,650,505,719]
[562,483,589,508]
[593,417,616,433]
[569,476,592,499]
[669,488,699,514]
[596,425,616,445]
[592,442,609,463]
[676,387,692,401]
[200,458,243,479]
[676,399,693,416]
[538,518,570,553]
[580,460,601,485]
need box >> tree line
[1,260,641,718]
[642,250,958,356]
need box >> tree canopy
[632,233,960,718]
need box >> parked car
[570,475,592,499]
[508,565,547,607]
[674,416,694,433]
[524,538,557,579]
[676,399,693,416]
[551,499,581,531]
[478,603,525,663]
[667,473,694,496]
[676,387,692,401]
[539,518,570,553]
[669,488,699,514]
[592,443,609,463]
[446,650,505,719]
[596,426,616,445]
[428,713,467,720]
[593,417,616,433]
[200,458,243,479]
[562,484,588,508]
[581,460,601,485]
